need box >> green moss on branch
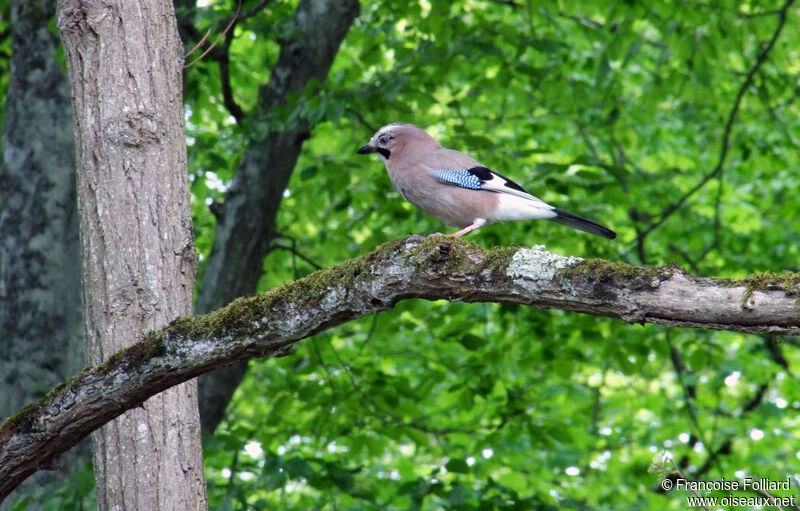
[557,258,676,290]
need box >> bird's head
[357,123,440,162]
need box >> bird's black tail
[549,208,616,239]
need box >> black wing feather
[466,166,527,193]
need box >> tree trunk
[0,0,86,506]
[57,1,206,509]
[194,0,359,433]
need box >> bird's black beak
[357,144,375,155]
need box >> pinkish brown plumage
[357,123,616,239]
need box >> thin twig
[346,107,377,133]
[184,2,242,69]
[667,335,705,444]
[756,488,790,511]
[637,0,794,242]
[218,28,246,122]
[765,335,789,371]
[216,0,273,120]
[327,339,463,436]
[240,0,273,21]
[180,0,273,119]
[668,242,700,273]
[692,439,731,479]
[226,448,240,497]
[487,0,522,8]
[272,240,323,270]
[667,455,712,511]
[183,29,211,59]
[685,2,784,19]
[354,314,378,359]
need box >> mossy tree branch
[1,235,798,502]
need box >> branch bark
[1,236,798,501]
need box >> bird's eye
[378,135,390,146]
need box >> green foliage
[8,463,96,511]
[4,0,790,509]
[185,0,800,509]
[0,0,11,125]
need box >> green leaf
[299,165,318,181]
[284,457,313,480]
[445,458,470,474]
[457,334,486,351]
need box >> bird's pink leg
[450,218,486,237]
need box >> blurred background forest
[1,0,799,509]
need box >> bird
[357,123,616,239]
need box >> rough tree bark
[0,0,81,430]
[191,0,360,433]
[1,236,798,501]
[57,1,206,509]
[0,0,85,506]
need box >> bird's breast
[386,164,499,228]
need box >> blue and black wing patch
[432,168,482,190]
[432,166,528,194]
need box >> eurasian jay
[357,123,616,239]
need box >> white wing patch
[490,194,557,222]
[477,172,544,203]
